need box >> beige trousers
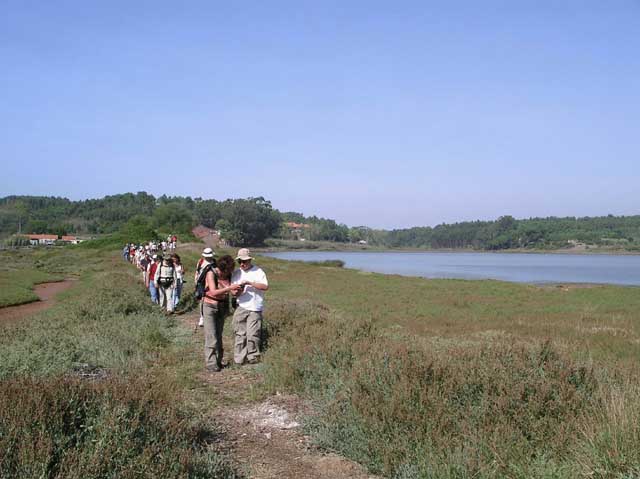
[203,302,225,368]
[232,306,263,364]
[158,285,174,312]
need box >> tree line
[1,194,638,250]
[354,215,640,250]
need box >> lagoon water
[264,251,640,286]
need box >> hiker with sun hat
[231,248,269,365]
[195,247,215,327]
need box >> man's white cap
[236,248,253,261]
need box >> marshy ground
[1,243,640,478]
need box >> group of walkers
[123,241,185,313]
[123,241,269,373]
[122,234,178,261]
[195,247,269,371]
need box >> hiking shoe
[205,364,221,373]
[247,358,260,365]
[198,317,204,327]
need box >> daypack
[157,265,175,287]
[195,262,218,300]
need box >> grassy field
[257,256,640,363]
[0,246,241,478]
[252,255,640,478]
[0,249,68,307]
[2,244,640,478]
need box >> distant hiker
[155,256,177,313]
[139,252,150,284]
[201,254,241,372]
[122,244,129,261]
[146,254,161,304]
[231,248,269,365]
[171,253,184,309]
[195,248,214,327]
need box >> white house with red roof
[27,234,58,246]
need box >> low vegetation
[0,268,61,307]
[0,247,241,478]
[2,243,640,478]
[262,299,640,477]
[253,255,640,478]
[0,375,239,478]
[0,246,102,308]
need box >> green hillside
[2,194,639,251]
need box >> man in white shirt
[231,248,269,365]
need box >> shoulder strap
[198,263,217,285]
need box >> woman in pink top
[202,255,241,372]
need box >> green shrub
[307,259,345,268]
[0,375,240,478]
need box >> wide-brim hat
[202,247,215,259]
[236,248,253,261]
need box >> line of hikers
[123,242,269,372]
[122,234,178,262]
[124,241,185,312]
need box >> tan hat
[236,248,253,261]
[202,247,215,258]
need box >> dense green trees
[359,215,640,250]
[0,193,282,246]
[0,194,638,250]
[215,197,281,246]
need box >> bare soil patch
[0,280,76,324]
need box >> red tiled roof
[61,236,77,241]
[27,234,58,240]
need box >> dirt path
[0,280,76,324]
[179,310,376,479]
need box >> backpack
[195,263,218,300]
[157,265,175,287]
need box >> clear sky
[1,1,638,229]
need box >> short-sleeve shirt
[231,265,268,312]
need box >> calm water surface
[264,251,640,286]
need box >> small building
[284,222,311,240]
[61,235,81,244]
[284,222,311,230]
[27,234,58,246]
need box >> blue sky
[1,1,638,229]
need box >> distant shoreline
[256,245,640,256]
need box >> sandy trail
[0,280,76,324]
